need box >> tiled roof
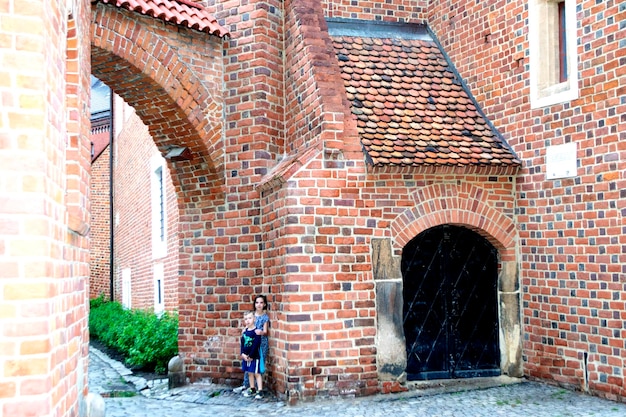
[331,33,520,168]
[94,0,229,37]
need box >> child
[253,295,270,375]
[239,311,263,399]
[234,295,270,395]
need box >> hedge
[89,295,178,374]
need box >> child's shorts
[242,358,260,374]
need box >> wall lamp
[164,146,192,161]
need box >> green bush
[89,295,178,374]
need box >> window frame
[529,0,578,108]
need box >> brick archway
[89,1,231,377]
[90,3,226,188]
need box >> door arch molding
[390,182,516,254]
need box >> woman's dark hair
[253,294,268,311]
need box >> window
[153,263,165,316]
[529,0,578,108]
[122,268,132,309]
[151,155,167,258]
[557,1,567,83]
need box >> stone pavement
[89,346,626,417]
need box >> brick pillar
[207,0,286,382]
[0,0,90,416]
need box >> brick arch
[390,182,516,258]
[89,2,230,378]
[90,3,225,189]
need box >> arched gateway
[89,0,237,384]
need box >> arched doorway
[402,224,500,380]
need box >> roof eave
[365,161,522,176]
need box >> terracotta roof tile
[95,0,229,37]
[331,34,520,168]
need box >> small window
[151,155,167,258]
[153,263,165,316]
[529,0,578,108]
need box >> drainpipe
[109,91,115,302]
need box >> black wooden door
[402,225,500,380]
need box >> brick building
[89,86,181,313]
[90,77,112,300]
[1,0,624,414]
[113,99,181,312]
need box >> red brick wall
[90,140,111,300]
[260,157,518,401]
[112,105,180,312]
[322,0,428,22]
[194,0,285,384]
[0,0,91,415]
[427,0,626,401]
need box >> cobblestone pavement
[89,346,626,417]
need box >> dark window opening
[558,1,567,83]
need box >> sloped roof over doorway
[92,0,229,37]
[329,19,520,169]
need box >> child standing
[253,295,270,376]
[234,295,270,396]
[240,311,263,399]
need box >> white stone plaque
[546,142,577,179]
